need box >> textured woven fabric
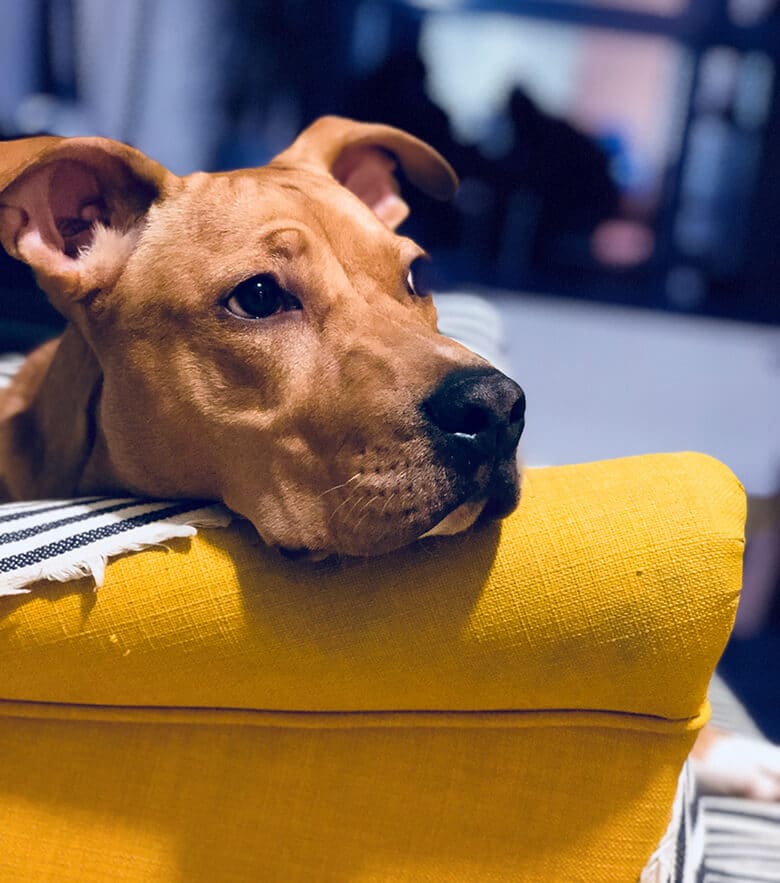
[0,451,745,882]
[0,452,744,718]
[0,715,695,883]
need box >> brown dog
[0,116,524,559]
[6,116,775,802]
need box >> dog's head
[0,117,524,556]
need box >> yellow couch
[0,452,745,882]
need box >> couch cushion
[0,451,744,726]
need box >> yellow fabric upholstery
[0,452,745,882]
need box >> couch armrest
[1,451,744,725]
[0,451,746,882]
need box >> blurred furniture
[412,0,780,323]
[0,452,744,881]
[495,291,780,499]
[0,0,230,174]
[699,673,780,881]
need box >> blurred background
[0,0,779,736]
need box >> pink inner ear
[48,162,109,256]
[331,145,410,229]
[2,160,108,261]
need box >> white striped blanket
[0,496,231,594]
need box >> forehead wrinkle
[251,179,361,297]
[193,181,314,263]
[261,225,308,260]
[235,167,394,255]
[226,169,405,305]
[219,174,322,256]
[298,183,405,302]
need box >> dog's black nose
[423,367,525,454]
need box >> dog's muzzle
[422,366,525,525]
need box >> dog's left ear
[271,115,458,230]
[0,136,175,317]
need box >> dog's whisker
[344,494,367,521]
[326,482,371,524]
[353,495,381,531]
[327,494,357,523]
[380,493,396,517]
[319,472,362,498]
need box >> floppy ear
[271,115,458,230]
[0,136,174,316]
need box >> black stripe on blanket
[0,499,159,541]
[0,501,212,573]
[0,497,108,524]
[0,495,232,593]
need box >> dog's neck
[0,325,106,500]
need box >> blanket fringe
[0,503,233,595]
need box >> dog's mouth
[269,366,524,561]
[274,456,521,562]
[418,498,487,539]
[419,457,521,540]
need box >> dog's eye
[225,275,301,319]
[406,256,434,299]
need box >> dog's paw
[693,733,780,801]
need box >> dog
[0,116,777,801]
[0,116,524,559]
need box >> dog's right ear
[0,136,174,317]
[272,116,458,230]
